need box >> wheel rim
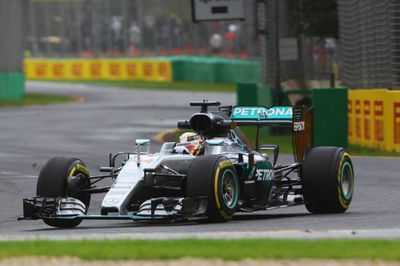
[221,169,238,209]
[341,161,353,200]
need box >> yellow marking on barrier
[48,61,66,80]
[88,60,103,79]
[24,58,172,82]
[349,89,400,153]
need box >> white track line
[2,229,400,241]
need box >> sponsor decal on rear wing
[228,105,313,162]
[230,106,293,120]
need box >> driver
[173,132,205,156]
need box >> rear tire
[36,157,91,228]
[302,147,354,214]
[187,155,239,222]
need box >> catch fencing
[338,0,400,89]
[0,0,26,72]
[257,0,340,104]
[26,0,259,59]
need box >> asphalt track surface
[1,81,400,240]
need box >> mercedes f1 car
[21,100,354,228]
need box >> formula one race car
[21,101,354,228]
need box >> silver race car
[21,100,354,228]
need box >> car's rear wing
[177,101,313,162]
[229,105,313,162]
[230,106,293,127]
[292,105,313,162]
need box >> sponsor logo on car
[230,106,293,120]
[294,121,305,132]
[255,168,274,181]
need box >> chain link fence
[0,0,27,72]
[258,0,339,105]
[26,0,260,59]
[338,0,400,89]
[26,0,342,96]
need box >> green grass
[52,80,236,93]
[0,93,75,107]
[1,239,400,260]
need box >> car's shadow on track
[22,212,313,232]
[232,212,311,221]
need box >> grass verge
[0,93,75,107]
[1,239,400,260]
[48,80,236,93]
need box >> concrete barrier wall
[348,89,400,152]
[24,56,262,84]
[313,88,348,148]
[25,58,173,82]
[172,56,261,84]
[0,72,24,100]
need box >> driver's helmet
[174,132,205,156]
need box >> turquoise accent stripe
[54,214,166,220]
[341,161,354,200]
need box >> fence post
[0,0,26,100]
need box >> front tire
[302,147,354,214]
[36,157,91,228]
[186,155,239,222]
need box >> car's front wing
[20,196,208,222]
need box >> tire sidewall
[37,157,90,228]
[209,157,239,220]
[66,160,91,207]
[302,147,355,213]
[186,155,240,222]
[336,152,354,209]
[37,157,90,203]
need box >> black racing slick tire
[302,147,354,214]
[36,157,91,228]
[186,155,239,222]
